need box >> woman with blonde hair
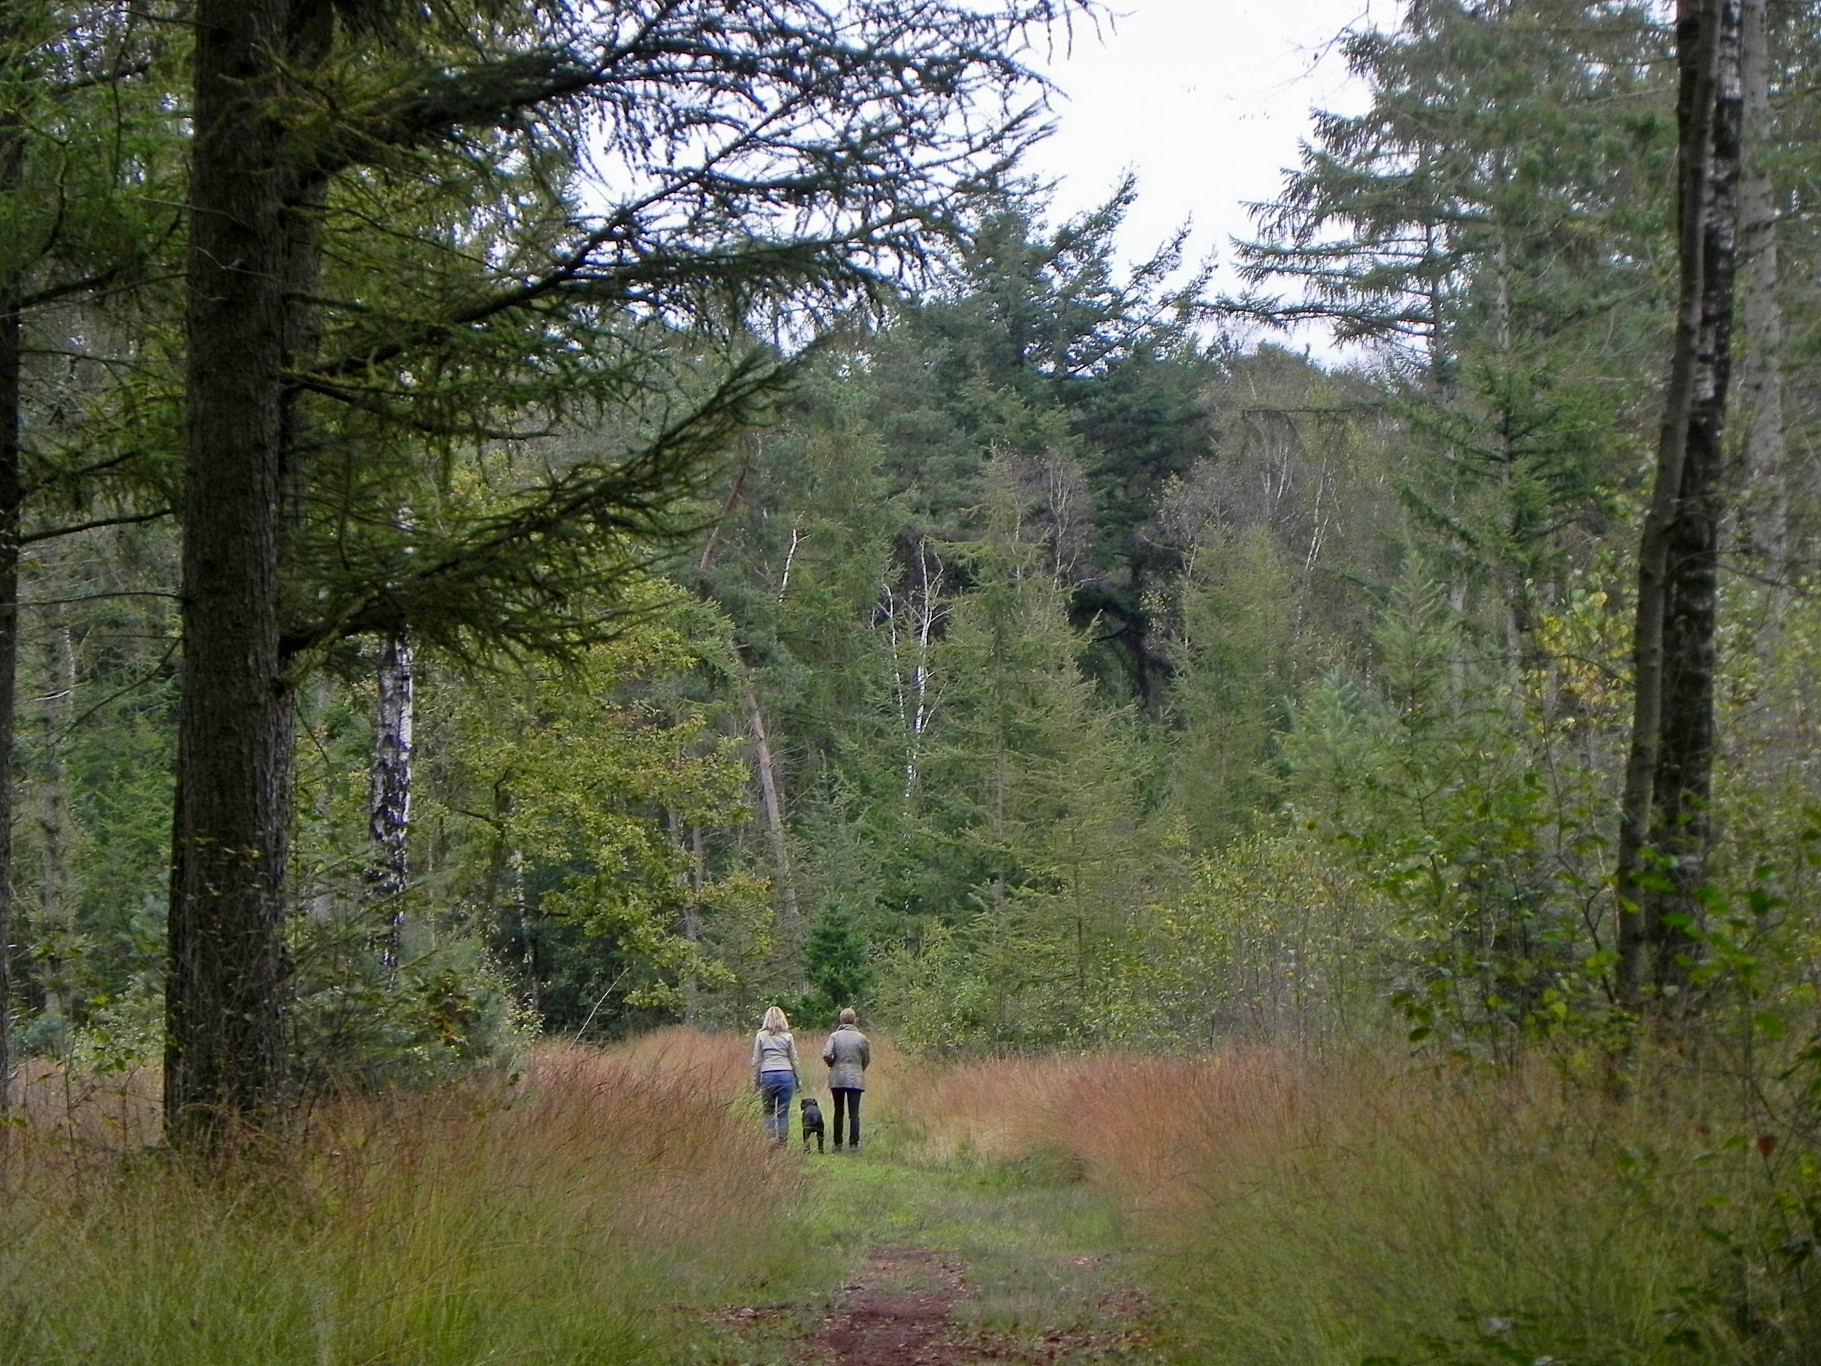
[749,1005,800,1145]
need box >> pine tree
[1169,527,1295,847]
[1232,0,1675,658]
[166,1,1065,1140]
[883,473,1150,1045]
[801,908,873,1021]
[849,188,1215,706]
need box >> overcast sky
[1020,0,1399,349]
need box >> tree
[1167,527,1295,847]
[0,1,178,1105]
[1615,0,1744,1012]
[1231,0,1674,660]
[875,475,1151,1046]
[1735,0,1788,583]
[854,189,1216,706]
[801,907,873,1020]
[166,0,1066,1144]
[421,598,762,1034]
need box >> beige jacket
[750,1029,799,1085]
[820,1025,871,1090]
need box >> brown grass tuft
[887,1045,1821,1364]
[0,1032,817,1364]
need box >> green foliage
[1149,830,1387,1050]
[825,188,1219,704]
[413,586,770,1029]
[1233,0,1672,656]
[287,907,534,1093]
[798,907,873,1023]
[1,5,1817,1237]
[1149,1059,1821,1366]
[870,487,1161,1047]
[1167,527,1296,844]
[1284,575,1620,1054]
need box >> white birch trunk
[367,629,413,969]
[38,624,74,1023]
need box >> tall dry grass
[7,1055,162,1148]
[0,1033,814,1365]
[889,1048,1820,1365]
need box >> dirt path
[696,1148,1171,1364]
[820,1246,972,1365]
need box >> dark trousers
[832,1087,861,1148]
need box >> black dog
[799,1096,826,1153]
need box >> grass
[0,1035,829,1365]
[683,1051,1176,1366]
[9,1029,1812,1365]
[884,1048,1821,1366]
[805,1141,1136,1336]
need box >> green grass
[807,1151,1133,1331]
[1,1035,1174,1366]
[872,1047,1821,1366]
[30,1033,1796,1366]
[683,1103,1178,1365]
[0,1045,826,1366]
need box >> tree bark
[666,808,703,1024]
[1737,0,1786,585]
[165,0,293,1148]
[0,37,25,1110]
[0,238,17,1116]
[367,630,413,969]
[38,622,74,1022]
[741,676,799,933]
[1617,0,1742,1013]
[696,452,799,934]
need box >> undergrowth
[889,1048,1821,1366]
[0,1033,822,1365]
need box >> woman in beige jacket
[819,1008,870,1151]
[750,1005,800,1145]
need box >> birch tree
[1615,0,1745,1012]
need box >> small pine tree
[800,908,872,1023]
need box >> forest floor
[684,1125,1181,1366]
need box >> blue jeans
[758,1073,795,1144]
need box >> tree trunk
[165,0,293,1148]
[510,846,536,1015]
[1617,0,1742,1013]
[1737,0,1786,585]
[38,623,74,1023]
[741,677,799,932]
[0,245,17,1115]
[0,11,24,1112]
[367,630,413,969]
[1493,227,1533,670]
[666,808,703,1024]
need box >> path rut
[820,1246,973,1365]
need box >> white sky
[1022,0,1400,350]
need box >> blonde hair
[762,1005,790,1034]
